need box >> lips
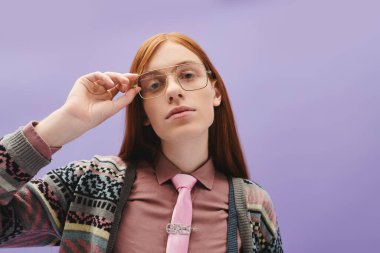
[165,106,196,119]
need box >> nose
[165,74,184,103]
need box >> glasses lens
[176,63,207,90]
[138,73,167,99]
[137,63,208,99]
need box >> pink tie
[166,174,198,253]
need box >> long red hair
[118,32,250,179]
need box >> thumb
[113,87,141,112]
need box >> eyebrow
[142,60,200,75]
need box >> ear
[211,80,222,107]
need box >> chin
[158,125,209,143]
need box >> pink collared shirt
[114,154,242,252]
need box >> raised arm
[0,71,140,247]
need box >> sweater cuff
[1,125,51,175]
[22,121,62,159]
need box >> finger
[123,73,140,86]
[81,80,107,95]
[123,73,139,79]
[113,87,141,112]
[105,72,130,85]
[83,71,115,90]
[105,72,133,93]
[107,85,120,98]
[119,73,140,92]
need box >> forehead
[143,41,203,72]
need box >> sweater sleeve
[0,125,77,247]
[244,179,283,253]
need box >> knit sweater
[0,126,283,252]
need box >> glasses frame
[133,62,213,100]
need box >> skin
[142,41,222,173]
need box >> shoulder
[67,154,128,173]
[46,155,129,186]
[89,155,128,172]
[240,178,279,236]
[241,178,273,209]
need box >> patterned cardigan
[0,127,283,252]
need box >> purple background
[1,0,379,252]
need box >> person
[0,32,283,253]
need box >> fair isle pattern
[0,144,59,246]
[34,155,126,252]
[243,179,283,252]
[0,148,126,251]
[0,134,282,252]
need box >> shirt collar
[154,151,215,190]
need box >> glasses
[134,62,212,99]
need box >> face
[141,41,222,143]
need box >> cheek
[203,103,216,126]
[143,102,165,132]
[198,93,217,125]
[143,103,156,122]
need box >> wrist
[34,108,86,147]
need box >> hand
[35,71,141,147]
[62,71,140,130]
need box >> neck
[161,131,209,174]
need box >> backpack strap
[232,177,254,253]
[227,176,239,252]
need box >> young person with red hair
[0,33,283,252]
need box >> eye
[179,72,195,80]
[147,80,164,91]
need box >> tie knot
[171,174,197,191]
